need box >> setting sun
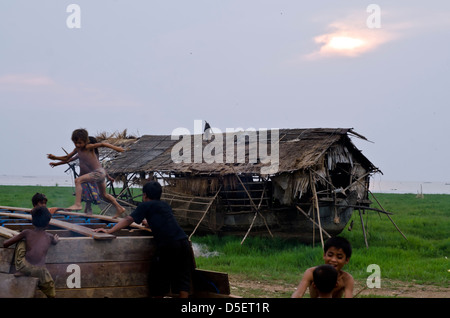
[328,36,365,50]
[305,18,396,59]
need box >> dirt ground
[228,275,449,298]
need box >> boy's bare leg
[66,176,90,211]
[98,182,125,218]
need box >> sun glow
[304,17,397,60]
[328,36,365,50]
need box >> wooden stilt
[359,210,369,248]
[310,171,324,249]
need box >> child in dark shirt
[95,181,193,298]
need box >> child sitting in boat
[291,236,354,298]
[47,128,126,218]
[3,206,60,298]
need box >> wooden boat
[0,206,231,298]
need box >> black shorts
[148,238,194,296]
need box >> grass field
[0,186,448,297]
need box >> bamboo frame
[230,171,273,244]
[189,186,222,239]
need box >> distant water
[0,175,449,194]
[0,175,74,187]
[369,180,450,194]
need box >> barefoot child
[49,136,105,215]
[47,128,126,218]
[3,206,60,298]
[291,236,354,298]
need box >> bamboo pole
[368,190,408,241]
[352,178,408,241]
[295,205,331,238]
[189,186,222,240]
[342,172,371,193]
[241,211,259,245]
[333,204,394,215]
[359,210,369,248]
[310,171,324,249]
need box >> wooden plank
[0,206,151,232]
[192,269,230,296]
[0,206,32,213]
[0,226,19,239]
[0,212,115,240]
[4,223,110,231]
[54,210,152,232]
[35,285,149,298]
[33,270,232,298]
[0,248,14,273]
[45,236,155,263]
[0,273,38,298]
[43,261,150,288]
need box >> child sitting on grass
[291,236,354,298]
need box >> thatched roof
[105,128,379,176]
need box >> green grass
[0,185,105,214]
[192,193,449,289]
[1,187,449,294]
[0,185,77,208]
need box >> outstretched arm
[3,231,26,248]
[49,161,66,168]
[49,154,79,168]
[47,149,77,162]
[88,142,124,153]
[94,215,134,234]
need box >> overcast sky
[1,1,449,182]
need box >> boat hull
[0,208,231,298]
[173,201,355,243]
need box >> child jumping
[47,128,126,218]
[3,206,60,298]
[291,236,354,298]
[49,136,109,215]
